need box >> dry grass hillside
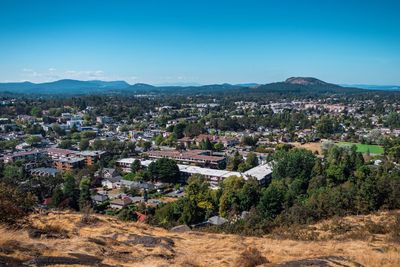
[1,210,399,267]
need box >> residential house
[109,197,132,209]
[96,116,113,124]
[101,176,123,189]
[121,179,155,191]
[91,194,109,205]
[95,168,118,179]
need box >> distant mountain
[0,77,395,95]
[235,83,259,87]
[0,79,130,94]
[128,83,156,92]
[153,82,203,87]
[248,77,362,95]
[88,80,130,88]
[0,81,36,91]
[125,83,240,94]
[341,84,400,91]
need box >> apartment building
[53,157,85,171]
[146,149,225,168]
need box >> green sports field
[337,142,384,155]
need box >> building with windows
[116,157,272,187]
[54,157,85,171]
[3,150,45,163]
[146,149,225,168]
[46,148,105,169]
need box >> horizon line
[0,78,399,87]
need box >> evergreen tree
[131,159,142,173]
[79,177,91,210]
[227,152,244,171]
[51,187,64,208]
[148,158,180,183]
[63,173,79,210]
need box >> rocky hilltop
[285,77,329,86]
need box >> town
[1,86,400,229]
[1,1,400,266]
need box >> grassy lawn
[337,142,384,155]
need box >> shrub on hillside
[0,182,36,225]
[234,247,269,267]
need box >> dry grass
[0,210,399,266]
[388,213,400,244]
[290,141,323,154]
[0,227,20,247]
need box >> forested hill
[0,77,384,96]
[0,79,131,94]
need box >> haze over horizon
[1,0,399,85]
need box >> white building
[116,158,273,187]
[101,176,122,189]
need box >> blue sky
[0,0,399,85]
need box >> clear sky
[0,0,399,85]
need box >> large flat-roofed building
[47,148,76,159]
[3,150,45,163]
[177,164,242,187]
[54,157,85,171]
[77,150,106,166]
[146,149,225,168]
[116,158,153,172]
[243,163,273,186]
[46,148,105,169]
[116,157,272,187]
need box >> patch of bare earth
[290,142,323,155]
[0,210,399,266]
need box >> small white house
[101,176,122,189]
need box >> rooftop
[56,157,86,164]
[147,149,225,162]
[244,163,273,180]
[116,157,272,182]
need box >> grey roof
[129,196,144,203]
[121,179,155,190]
[102,168,118,177]
[57,157,85,163]
[167,190,185,198]
[104,175,122,183]
[103,167,116,173]
[243,163,273,181]
[30,167,59,176]
[91,194,108,202]
[78,150,106,157]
